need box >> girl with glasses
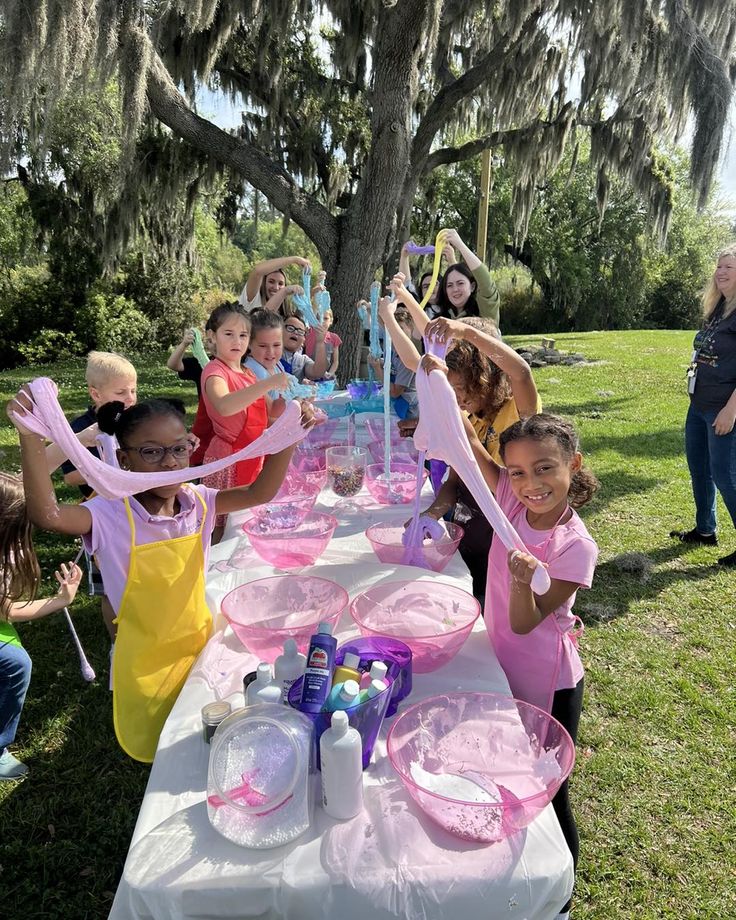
[8,391,311,763]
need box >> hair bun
[97,400,127,435]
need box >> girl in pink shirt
[461,410,599,920]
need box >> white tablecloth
[109,436,573,920]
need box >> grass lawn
[1,330,735,919]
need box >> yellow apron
[113,488,212,763]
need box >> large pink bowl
[249,475,319,529]
[387,692,575,842]
[349,580,479,672]
[221,575,349,661]
[242,511,338,568]
[365,417,403,443]
[367,439,419,463]
[290,447,328,491]
[364,462,426,505]
[365,521,464,572]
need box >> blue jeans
[0,642,32,750]
[684,403,736,534]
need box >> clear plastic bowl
[289,447,328,492]
[249,475,320,530]
[304,416,343,449]
[221,574,348,660]
[366,521,464,572]
[387,692,575,842]
[242,511,338,568]
[364,462,427,505]
[347,379,380,399]
[365,417,404,443]
[314,379,337,398]
[350,580,479,672]
[367,439,419,463]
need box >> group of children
[1,230,598,920]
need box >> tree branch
[145,50,338,257]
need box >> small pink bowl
[221,574,348,661]
[364,462,426,505]
[243,511,338,568]
[249,476,320,530]
[290,447,328,491]
[349,579,479,673]
[387,692,575,842]
[365,521,464,572]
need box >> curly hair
[1,473,40,620]
[445,317,511,417]
[499,413,599,509]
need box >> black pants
[551,677,584,914]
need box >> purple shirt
[82,484,219,614]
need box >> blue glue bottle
[299,622,337,712]
[324,679,360,712]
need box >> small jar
[202,701,232,744]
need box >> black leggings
[551,677,584,914]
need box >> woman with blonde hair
[671,244,736,565]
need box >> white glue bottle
[274,639,307,704]
[245,662,273,706]
[320,710,364,820]
[254,684,283,705]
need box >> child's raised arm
[205,373,289,417]
[390,272,429,337]
[8,389,92,536]
[244,256,310,304]
[377,297,421,373]
[167,330,195,373]
[9,562,83,622]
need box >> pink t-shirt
[486,470,598,691]
[304,329,342,362]
[82,484,219,614]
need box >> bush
[16,328,85,365]
[83,291,154,353]
[497,279,546,334]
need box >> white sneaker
[0,748,29,780]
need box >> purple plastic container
[288,665,393,770]
[337,636,413,718]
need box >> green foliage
[82,291,153,354]
[193,207,248,292]
[232,215,321,276]
[16,329,85,365]
[0,183,37,275]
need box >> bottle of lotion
[358,660,388,690]
[299,622,337,713]
[332,652,361,688]
[320,710,364,819]
[324,679,360,712]
[245,662,273,706]
[274,638,307,703]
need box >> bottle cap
[256,662,272,682]
[330,710,349,735]
[340,679,360,703]
[283,638,298,657]
[342,652,360,670]
[366,678,388,699]
[318,622,333,635]
[369,661,388,681]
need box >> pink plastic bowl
[365,417,403,443]
[365,521,464,572]
[290,448,328,491]
[221,575,349,662]
[364,462,427,505]
[243,511,338,568]
[349,580,479,672]
[367,439,418,463]
[249,476,320,530]
[387,692,575,842]
[304,417,343,450]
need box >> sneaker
[0,748,29,780]
[669,528,718,546]
[717,549,736,567]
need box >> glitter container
[201,701,232,744]
[207,704,315,849]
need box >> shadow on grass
[583,469,663,514]
[583,428,684,461]
[579,543,720,628]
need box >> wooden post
[476,148,492,262]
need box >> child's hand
[419,354,448,376]
[181,330,195,346]
[389,273,409,301]
[378,296,396,321]
[368,355,383,372]
[397,418,418,438]
[297,400,317,429]
[77,422,100,448]
[270,396,286,419]
[442,228,463,249]
[186,432,200,455]
[425,316,464,343]
[6,385,38,436]
[317,270,327,284]
[507,550,544,585]
[293,257,311,270]
[56,562,83,605]
[312,323,327,343]
[287,284,304,296]
[270,373,291,393]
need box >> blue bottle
[324,679,361,712]
[299,622,337,712]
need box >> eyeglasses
[285,324,306,336]
[121,443,193,464]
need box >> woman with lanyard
[671,245,736,566]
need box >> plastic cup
[326,446,367,500]
[336,636,413,718]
